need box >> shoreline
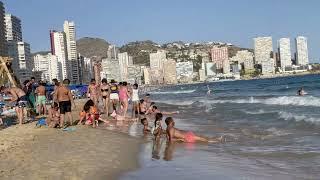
[0,102,142,180]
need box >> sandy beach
[0,101,141,180]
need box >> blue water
[121,74,320,180]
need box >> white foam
[278,111,320,124]
[211,96,320,107]
[150,89,196,95]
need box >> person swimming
[207,85,211,95]
[165,117,223,143]
[297,87,306,96]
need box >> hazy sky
[3,0,320,62]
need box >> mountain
[76,37,110,58]
[119,40,161,65]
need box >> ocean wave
[278,112,320,124]
[150,89,196,95]
[212,96,320,107]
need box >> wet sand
[0,101,141,180]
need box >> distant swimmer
[165,117,224,143]
[207,85,211,95]
[297,87,306,96]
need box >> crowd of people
[0,77,225,144]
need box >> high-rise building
[150,50,167,70]
[211,46,230,74]
[118,52,130,81]
[143,67,151,85]
[63,21,79,83]
[0,2,7,56]
[254,37,273,64]
[14,42,32,82]
[101,57,120,82]
[4,14,22,42]
[33,53,60,81]
[229,50,254,71]
[163,59,177,84]
[296,36,309,65]
[176,61,193,83]
[50,30,68,80]
[278,38,292,69]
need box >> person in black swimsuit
[100,78,110,115]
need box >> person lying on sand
[165,117,224,143]
[46,102,61,128]
[140,118,151,134]
[146,106,179,116]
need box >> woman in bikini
[100,78,110,115]
[87,79,99,106]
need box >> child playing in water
[78,100,108,127]
[152,113,165,139]
[140,118,151,134]
[165,117,223,143]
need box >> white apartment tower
[4,14,22,42]
[118,52,131,81]
[278,38,292,69]
[295,36,309,65]
[63,21,79,83]
[14,42,32,82]
[150,50,167,70]
[33,53,60,81]
[50,31,68,81]
[254,37,273,64]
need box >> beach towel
[36,118,47,127]
[1,109,16,116]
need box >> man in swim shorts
[54,79,75,128]
[165,117,223,143]
[1,86,27,125]
[35,82,47,115]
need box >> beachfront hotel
[33,53,60,81]
[296,36,309,66]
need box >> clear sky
[2,0,320,62]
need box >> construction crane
[0,56,19,87]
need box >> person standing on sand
[0,86,27,125]
[119,81,130,118]
[100,78,110,115]
[54,79,75,128]
[51,79,60,103]
[87,79,99,106]
[35,82,47,115]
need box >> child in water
[78,100,108,127]
[140,118,151,134]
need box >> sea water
[121,74,320,180]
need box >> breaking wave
[150,89,196,95]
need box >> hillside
[76,37,110,58]
[119,40,160,65]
